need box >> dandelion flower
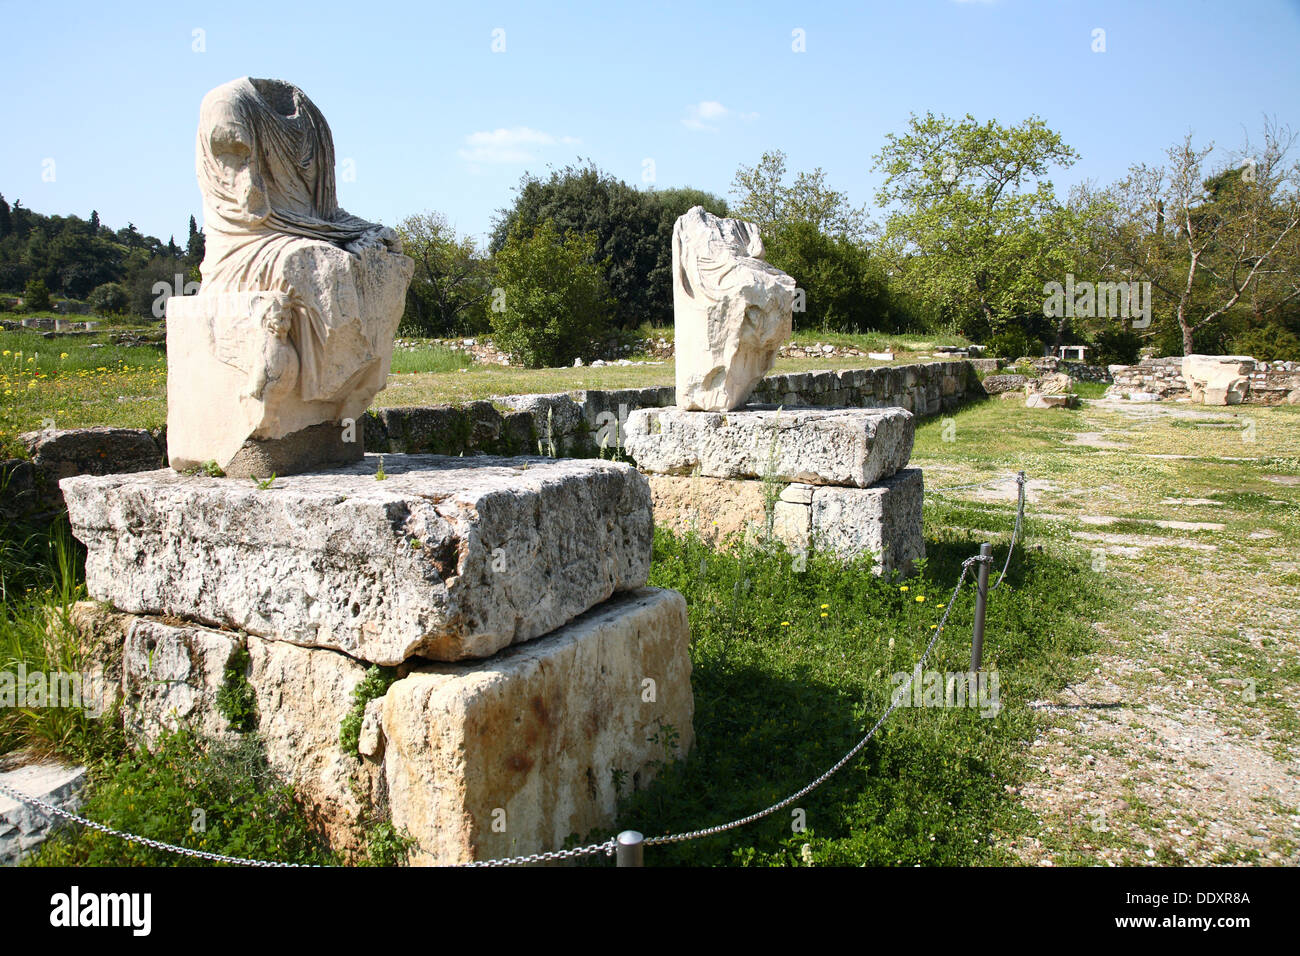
[931,624,938,630]
[915,595,925,603]
[820,612,828,618]
[60,352,68,359]
[819,603,829,609]
[781,621,790,627]
[899,585,909,592]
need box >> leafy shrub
[1230,324,1300,362]
[764,221,897,333]
[339,665,398,753]
[215,643,258,733]
[21,278,51,313]
[87,282,130,316]
[1090,327,1142,366]
[985,326,1037,360]
[489,220,615,368]
[30,730,335,866]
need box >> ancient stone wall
[1109,356,1300,403]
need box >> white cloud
[682,100,758,132]
[457,126,580,164]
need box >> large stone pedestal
[646,469,924,575]
[61,454,693,864]
[71,588,691,864]
[624,406,914,487]
[626,406,924,575]
[61,454,653,665]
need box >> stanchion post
[970,542,992,670]
[616,830,644,867]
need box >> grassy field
[7,321,1291,866]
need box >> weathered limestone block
[980,374,1028,395]
[643,471,924,576]
[244,633,386,855]
[1026,372,1074,395]
[98,609,383,856]
[1182,354,1255,405]
[803,468,925,575]
[122,619,240,745]
[166,77,414,476]
[61,454,653,665]
[673,207,796,411]
[624,406,914,487]
[1024,392,1080,409]
[0,759,86,866]
[645,473,772,544]
[381,587,694,865]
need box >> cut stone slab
[123,618,240,746]
[1181,354,1254,405]
[61,454,653,665]
[0,758,86,866]
[381,587,694,865]
[644,469,924,576]
[81,604,388,857]
[773,468,925,575]
[624,406,914,487]
[1025,393,1080,409]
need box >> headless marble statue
[166,77,413,477]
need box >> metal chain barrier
[0,779,315,867]
[643,552,989,849]
[989,471,1026,592]
[2,471,1030,868]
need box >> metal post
[970,542,992,671]
[616,830,644,867]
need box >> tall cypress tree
[185,214,205,265]
[89,209,100,234]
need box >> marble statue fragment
[672,206,797,411]
[166,77,413,476]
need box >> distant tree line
[8,112,1297,367]
[0,195,202,317]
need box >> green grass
[389,343,474,375]
[603,521,1112,866]
[29,730,338,866]
[0,329,167,457]
[1,326,969,449]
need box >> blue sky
[2,0,1298,247]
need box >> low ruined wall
[1109,356,1300,403]
[1024,356,1113,383]
[2,361,985,521]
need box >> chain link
[461,839,618,867]
[0,779,316,867]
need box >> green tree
[764,221,896,332]
[185,214,205,268]
[489,220,614,368]
[88,281,130,315]
[0,194,11,239]
[22,276,52,312]
[873,112,1079,340]
[396,211,491,337]
[490,163,724,328]
[730,149,868,241]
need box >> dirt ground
[914,392,1300,866]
